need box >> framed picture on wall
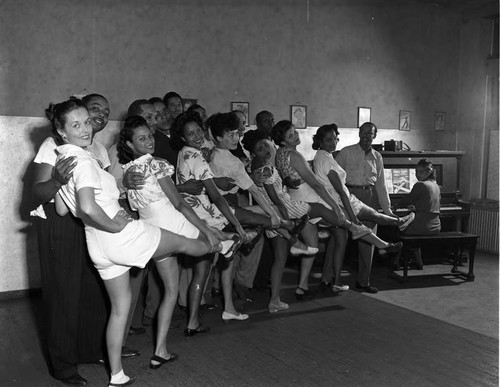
[399,110,411,131]
[183,98,197,111]
[357,107,371,127]
[231,102,250,126]
[291,105,307,129]
[434,112,446,131]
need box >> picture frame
[183,98,197,111]
[231,102,250,127]
[434,111,446,131]
[357,107,371,128]
[291,105,307,129]
[399,110,411,131]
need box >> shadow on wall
[18,122,52,291]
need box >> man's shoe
[59,374,88,386]
[121,346,140,359]
[355,282,378,294]
[128,326,145,336]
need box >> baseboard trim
[0,288,42,301]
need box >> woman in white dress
[49,98,219,387]
[312,124,413,291]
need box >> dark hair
[117,116,149,164]
[163,91,182,106]
[359,121,378,135]
[242,129,269,154]
[148,97,163,105]
[170,111,204,150]
[271,120,293,147]
[207,112,239,141]
[81,93,107,105]
[186,104,205,113]
[45,97,86,145]
[255,110,272,127]
[416,158,436,181]
[312,123,339,150]
[127,99,149,117]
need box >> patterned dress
[176,146,229,230]
[255,163,310,219]
[123,154,199,239]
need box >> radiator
[469,206,499,254]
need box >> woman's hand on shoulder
[53,156,76,186]
[283,176,301,189]
[123,169,145,190]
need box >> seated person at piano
[392,159,441,270]
[392,158,441,236]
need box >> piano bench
[395,232,479,282]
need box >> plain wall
[0,0,494,293]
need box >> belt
[346,184,375,190]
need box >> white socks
[110,369,129,385]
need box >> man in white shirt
[336,122,397,293]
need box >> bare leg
[152,256,179,363]
[186,256,211,330]
[269,236,289,302]
[330,227,348,286]
[296,223,318,295]
[152,229,212,260]
[103,271,131,381]
[357,206,400,226]
[220,259,239,315]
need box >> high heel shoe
[378,242,403,256]
[294,287,312,300]
[184,325,210,337]
[220,234,242,262]
[150,354,178,370]
[108,377,137,386]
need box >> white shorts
[85,220,161,280]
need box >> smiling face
[57,107,93,148]
[139,103,159,132]
[152,100,172,131]
[182,121,206,150]
[166,96,183,119]
[358,124,376,152]
[85,96,110,134]
[126,125,155,157]
[281,125,300,148]
[319,129,339,153]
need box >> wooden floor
[0,277,498,387]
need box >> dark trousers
[38,204,108,379]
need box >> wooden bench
[394,232,479,282]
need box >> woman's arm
[54,192,69,216]
[158,176,219,248]
[247,184,280,226]
[327,169,357,223]
[290,151,345,219]
[76,187,130,233]
[203,178,246,237]
[264,183,290,219]
[32,157,76,205]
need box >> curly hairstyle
[116,115,149,164]
[312,123,339,150]
[270,120,293,147]
[242,129,269,154]
[417,158,436,181]
[170,111,204,151]
[45,97,86,145]
[206,112,239,141]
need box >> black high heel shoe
[150,353,177,370]
[184,325,210,337]
[295,287,312,300]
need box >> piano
[390,192,471,232]
[380,150,471,233]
